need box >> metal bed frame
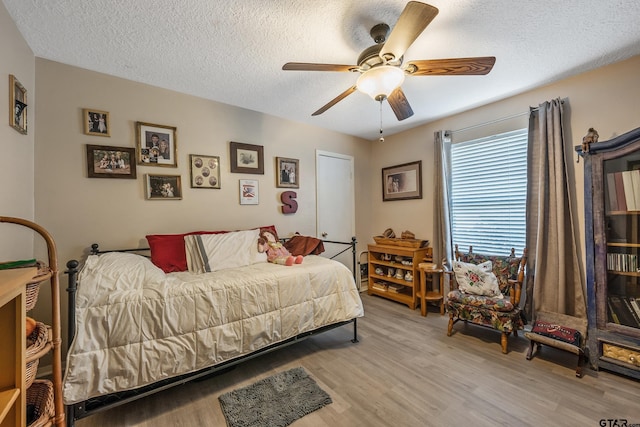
[64,237,359,426]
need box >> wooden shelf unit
[367,244,431,310]
[0,217,65,426]
[0,267,35,427]
[577,127,640,380]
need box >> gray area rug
[218,367,332,427]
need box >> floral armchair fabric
[446,245,528,353]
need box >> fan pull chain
[379,99,385,143]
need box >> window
[450,128,528,255]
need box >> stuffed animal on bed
[258,229,303,266]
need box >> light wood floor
[76,293,640,427]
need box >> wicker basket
[373,236,429,248]
[26,379,54,427]
[25,262,52,311]
[26,322,51,389]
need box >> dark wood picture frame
[86,144,136,179]
[189,154,221,189]
[230,141,264,174]
[83,109,111,137]
[136,122,177,167]
[9,74,27,134]
[382,160,422,201]
[276,157,299,188]
[145,174,182,200]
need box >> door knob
[322,232,328,237]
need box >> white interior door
[316,150,355,243]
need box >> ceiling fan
[282,1,496,122]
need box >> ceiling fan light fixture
[356,66,405,101]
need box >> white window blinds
[450,128,528,255]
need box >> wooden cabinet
[0,267,35,427]
[0,217,65,426]
[367,244,431,309]
[577,127,640,380]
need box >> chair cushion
[447,290,524,332]
[530,320,582,346]
[447,289,514,312]
[458,252,522,295]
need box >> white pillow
[184,228,264,273]
[453,260,503,298]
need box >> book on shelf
[622,171,637,211]
[608,299,620,324]
[614,172,628,211]
[606,252,639,272]
[607,172,618,211]
[371,282,388,292]
[632,169,640,210]
[608,295,640,328]
[387,283,404,293]
[607,170,640,212]
[0,258,37,270]
[630,297,640,321]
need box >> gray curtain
[434,130,453,271]
[524,98,586,319]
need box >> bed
[63,229,363,426]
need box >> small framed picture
[230,141,264,174]
[239,179,259,205]
[190,154,221,189]
[382,160,422,201]
[145,174,182,200]
[9,74,27,134]
[276,157,299,188]
[86,144,136,179]
[83,109,110,137]
[136,122,177,167]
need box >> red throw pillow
[146,231,223,273]
[146,225,278,273]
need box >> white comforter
[63,252,364,404]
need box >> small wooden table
[417,263,444,316]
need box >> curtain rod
[452,99,565,134]
[452,111,529,134]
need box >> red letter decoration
[281,191,298,214]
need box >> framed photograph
[145,174,182,200]
[382,160,422,201]
[239,179,259,205]
[136,122,177,167]
[230,141,264,174]
[276,157,299,188]
[190,154,221,189]
[9,74,27,134]
[86,144,136,179]
[82,109,110,137]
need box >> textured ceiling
[4,0,640,140]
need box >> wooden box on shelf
[367,243,432,310]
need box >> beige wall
[0,2,35,259]
[31,59,372,353]
[369,54,640,265]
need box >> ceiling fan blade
[283,62,358,72]
[387,87,414,121]
[312,86,358,116]
[379,2,438,62]
[407,57,496,75]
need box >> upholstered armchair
[445,245,527,353]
